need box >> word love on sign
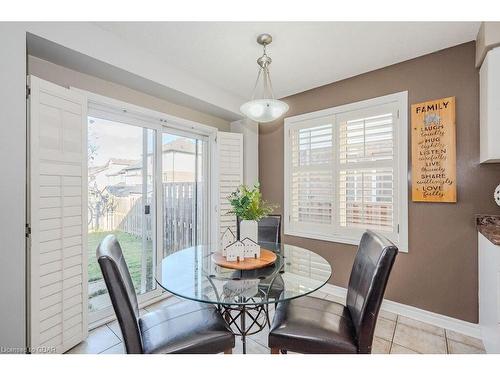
[411,97,457,203]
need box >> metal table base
[219,300,270,354]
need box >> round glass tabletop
[156,241,332,306]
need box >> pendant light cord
[250,44,275,101]
[250,68,262,101]
[266,67,276,100]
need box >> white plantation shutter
[284,93,408,249]
[28,76,88,353]
[337,105,397,234]
[217,132,243,239]
[339,168,394,230]
[288,120,335,235]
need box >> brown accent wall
[259,42,500,323]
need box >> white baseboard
[319,284,482,339]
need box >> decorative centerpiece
[214,184,278,270]
[212,245,277,270]
[227,183,276,243]
[218,226,277,269]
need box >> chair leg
[270,347,280,354]
[224,348,232,354]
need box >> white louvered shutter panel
[217,132,243,239]
[28,76,88,353]
[337,104,397,234]
[287,119,335,235]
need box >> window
[284,92,408,251]
[160,131,209,257]
[82,90,216,325]
[87,117,157,317]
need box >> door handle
[144,205,150,215]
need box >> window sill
[284,229,408,253]
[284,229,361,246]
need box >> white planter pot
[239,220,258,242]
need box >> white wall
[0,23,27,350]
[230,119,259,186]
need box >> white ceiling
[94,22,480,117]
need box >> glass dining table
[156,241,332,354]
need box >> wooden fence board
[89,182,196,255]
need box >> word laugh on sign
[411,97,457,203]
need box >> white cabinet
[480,47,500,163]
[479,233,500,353]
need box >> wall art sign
[411,96,457,202]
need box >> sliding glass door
[86,106,210,325]
[161,131,208,257]
[87,116,158,321]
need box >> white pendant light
[240,33,289,123]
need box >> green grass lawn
[88,230,154,294]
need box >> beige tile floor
[66,293,486,354]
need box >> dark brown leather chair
[268,230,398,354]
[258,215,282,244]
[255,215,283,324]
[97,234,235,354]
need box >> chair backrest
[258,215,282,244]
[346,230,398,353]
[96,234,143,353]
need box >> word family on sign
[411,97,457,203]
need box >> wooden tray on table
[212,248,277,270]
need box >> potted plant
[227,183,277,242]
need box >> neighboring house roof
[105,170,126,177]
[105,184,143,197]
[94,139,196,178]
[89,158,139,176]
[107,158,138,165]
[162,138,196,154]
[145,138,197,157]
[88,165,108,175]
[121,162,143,172]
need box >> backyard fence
[115,195,151,238]
[89,181,197,255]
[162,182,196,254]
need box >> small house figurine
[225,240,245,261]
[241,237,260,258]
[220,227,236,256]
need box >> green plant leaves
[227,183,277,221]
